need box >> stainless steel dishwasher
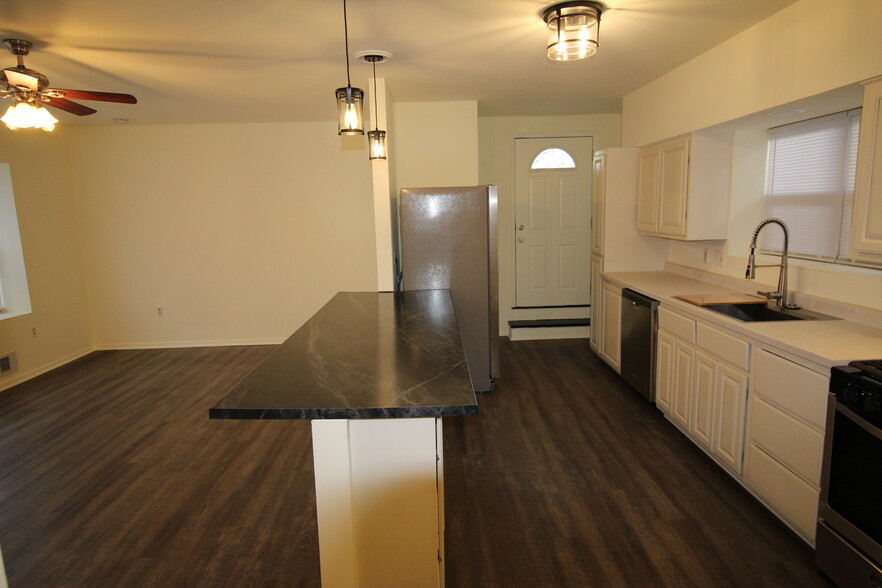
[620,288,659,403]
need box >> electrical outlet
[703,248,710,264]
[157,307,163,317]
[31,327,37,338]
[713,249,725,267]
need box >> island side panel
[311,420,359,588]
[311,418,443,588]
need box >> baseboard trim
[92,338,285,351]
[0,346,96,393]
[0,338,286,392]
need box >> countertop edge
[604,271,882,370]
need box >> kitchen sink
[703,302,838,322]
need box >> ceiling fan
[0,38,137,131]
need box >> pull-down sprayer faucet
[745,218,800,310]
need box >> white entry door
[515,136,593,307]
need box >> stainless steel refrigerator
[398,185,499,392]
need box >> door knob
[517,236,525,243]
[517,224,525,231]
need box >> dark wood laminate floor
[0,340,831,587]
[444,339,831,588]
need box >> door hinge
[437,550,442,563]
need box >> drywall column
[370,77,395,291]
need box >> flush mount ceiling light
[542,1,604,62]
[356,51,391,161]
[335,0,364,135]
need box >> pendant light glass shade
[368,129,386,160]
[336,86,364,135]
[2,100,57,131]
[543,1,603,61]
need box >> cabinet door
[589,255,602,353]
[691,350,716,452]
[657,137,690,238]
[636,147,660,234]
[670,338,694,431]
[592,153,605,256]
[852,77,882,255]
[656,330,675,416]
[713,363,748,474]
[600,283,622,372]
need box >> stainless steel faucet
[745,218,800,310]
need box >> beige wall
[623,0,882,311]
[478,113,623,332]
[623,0,882,147]
[394,101,479,189]
[0,129,94,390]
[67,122,377,348]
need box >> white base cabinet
[599,281,622,372]
[743,348,828,544]
[656,306,749,476]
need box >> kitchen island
[211,290,477,588]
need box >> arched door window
[530,148,576,169]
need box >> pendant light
[335,0,364,135]
[358,52,391,161]
[542,1,604,61]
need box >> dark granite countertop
[209,290,478,420]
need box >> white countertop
[604,271,882,370]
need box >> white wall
[624,0,882,311]
[478,113,623,331]
[394,101,479,189]
[0,129,94,391]
[623,0,882,147]
[68,122,378,348]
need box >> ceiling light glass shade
[336,86,365,135]
[2,100,58,131]
[368,129,386,160]
[543,1,603,61]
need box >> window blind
[763,110,861,262]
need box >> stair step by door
[509,318,589,329]
[508,318,590,341]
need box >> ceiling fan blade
[43,97,97,116]
[46,88,136,104]
[3,68,39,91]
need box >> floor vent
[0,352,17,376]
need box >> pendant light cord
[343,0,352,86]
[372,60,379,131]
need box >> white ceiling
[0,0,797,126]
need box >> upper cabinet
[852,76,882,258]
[636,133,733,241]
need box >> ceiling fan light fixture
[2,99,57,131]
[543,1,604,62]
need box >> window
[763,109,861,264]
[531,148,576,169]
[0,163,32,319]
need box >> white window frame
[763,109,873,269]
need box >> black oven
[817,361,882,587]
